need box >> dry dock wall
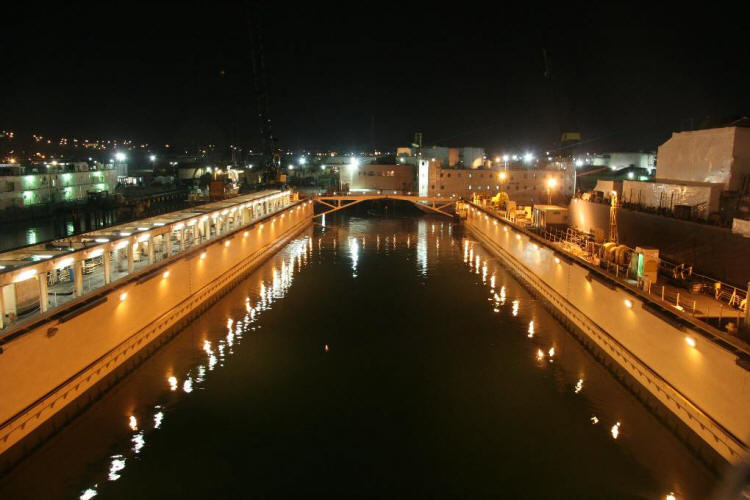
[0,201,313,466]
[465,204,750,465]
[568,198,750,286]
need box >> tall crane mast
[248,4,280,184]
[609,191,619,244]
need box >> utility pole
[247,3,279,184]
[609,191,619,244]
[742,282,750,337]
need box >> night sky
[2,2,748,153]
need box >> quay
[462,200,750,467]
[0,191,748,475]
[0,189,313,469]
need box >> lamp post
[114,151,127,180]
[546,177,557,204]
[499,171,507,186]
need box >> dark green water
[0,215,717,499]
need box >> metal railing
[478,201,747,331]
[0,190,296,334]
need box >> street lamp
[546,177,557,204]
[149,154,156,162]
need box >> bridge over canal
[310,194,459,218]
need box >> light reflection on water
[69,236,314,499]
[0,217,717,500]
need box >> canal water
[1,213,114,252]
[0,215,717,499]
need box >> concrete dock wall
[0,201,313,465]
[465,204,750,464]
[568,198,750,286]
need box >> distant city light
[149,154,156,162]
[114,152,126,162]
[523,152,534,164]
[502,154,510,162]
[298,157,306,165]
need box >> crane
[609,190,619,244]
[247,3,281,185]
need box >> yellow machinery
[491,191,509,207]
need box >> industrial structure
[418,159,574,204]
[0,161,117,210]
[341,163,415,193]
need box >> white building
[459,147,485,169]
[0,162,118,210]
[656,126,750,191]
[620,179,723,219]
[342,164,415,193]
[591,152,655,171]
[419,159,574,204]
[402,146,486,169]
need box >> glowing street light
[523,152,534,164]
[546,177,557,204]
[114,152,126,162]
[149,154,157,162]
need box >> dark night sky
[2,2,749,154]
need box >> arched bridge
[309,194,458,218]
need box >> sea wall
[0,200,313,467]
[465,204,750,465]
